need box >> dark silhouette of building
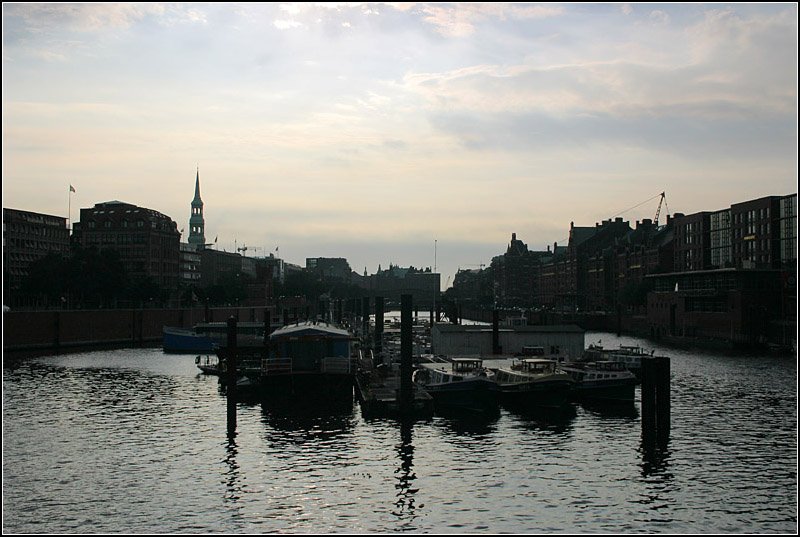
[647,193,796,347]
[71,200,181,294]
[3,208,71,307]
[306,257,352,282]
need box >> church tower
[188,167,206,250]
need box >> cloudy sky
[3,3,797,288]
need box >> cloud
[649,10,670,25]
[4,3,167,32]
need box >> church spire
[188,167,206,250]
[193,166,201,202]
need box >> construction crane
[654,191,670,226]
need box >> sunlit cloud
[2,3,796,284]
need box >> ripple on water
[2,343,797,533]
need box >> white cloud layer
[2,2,797,286]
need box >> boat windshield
[451,358,483,373]
[517,359,556,374]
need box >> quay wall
[2,306,275,353]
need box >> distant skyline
[3,3,797,288]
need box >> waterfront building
[646,268,785,346]
[730,196,785,270]
[709,208,733,269]
[71,201,181,294]
[180,242,202,284]
[539,219,632,312]
[187,168,206,251]
[360,264,440,308]
[306,257,352,282]
[647,192,797,348]
[673,211,710,271]
[779,193,797,267]
[2,208,71,307]
[431,323,585,360]
[609,217,675,314]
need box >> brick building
[71,201,181,294]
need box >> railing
[262,357,292,375]
[320,356,354,374]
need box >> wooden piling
[492,309,501,354]
[375,296,384,362]
[226,316,238,436]
[362,297,370,339]
[400,294,413,415]
[641,355,670,445]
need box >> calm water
[3,331,797,534]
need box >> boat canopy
[269,321,354,341]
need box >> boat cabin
[512,358,558,374]
[450,357,484,374]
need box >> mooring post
[54,311,61,352]
[400,294,413,416]
[362,296,370,341]
[492,309,501,354]
[226,316,238,436]
[375,296,384,364]
[263,307,270,346]
[641,355,670,445]
[655,356,670,442]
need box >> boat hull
[498,379,573,409]
[421,377,499,410]
[232,372,354,402]
[163,328,217,354]
[571,378,637,403]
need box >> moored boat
[412,357,499,410]
[216,320,357,401]
[492,358,574,409]
[582,344,657,380]
[163,321,267,354]
[558,360,637,403]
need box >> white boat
[412,357,499,409]
[492,358,574,408]
[558,360,637,403]
[583,344,656,379]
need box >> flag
[275,246,279,252]
[214,236,218,243]
[69,185,76,193]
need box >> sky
[3,2,798,289]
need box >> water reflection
[257,397,356,446]
[223,434,242,503]
[640,437,673,479]
[435,405,501,437]
[580,400,639,420]
[392,419,419,528]
[505,403,577,435]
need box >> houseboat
[412,357,499,410]
[492,358,574,409]
[216,320,358,401]
[558,360,638,403]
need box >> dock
[355,365,434,419]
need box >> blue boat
[162,321,267,353]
